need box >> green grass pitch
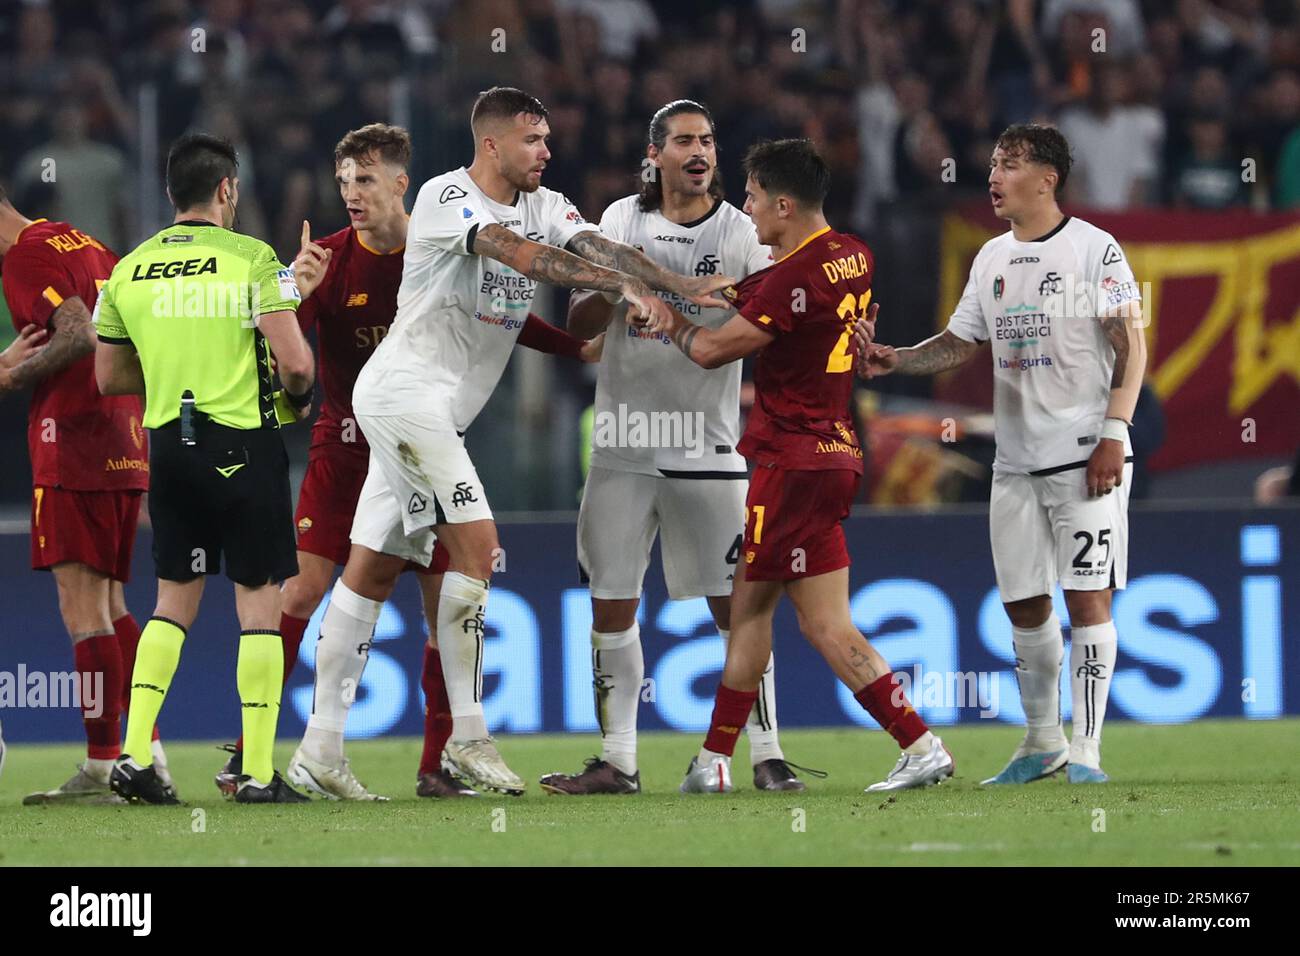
[1,719,1296,866]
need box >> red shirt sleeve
[297,291,319,335]
[2,242,79,332]
[517,312,584,359]
[736,270,794,336]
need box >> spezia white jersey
[946,215,1141,475]
[353,166,597,429]
[591,195,772,475]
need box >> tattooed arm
[1101,300,1146,425]
[1085,300,1147,498]
[858,329,982,379]
[472,223,676,331]
[565,231,733,307]
[0,297,95,395]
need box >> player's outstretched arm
[566,289,617,339]
[646,302,773,369]
[0,298,94,394]
[471,224,674,329]
[860,329,980,378]
[565,231,735,308]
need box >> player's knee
[1063,589,1111,627]
[1004,595,1053,629]
[281,576,327,619]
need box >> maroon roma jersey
[297,226,406,453]
[732,226,872,473]
[3,219,148,490]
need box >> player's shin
[854,669,933,755]
[723,627,784,765]
[302,582,381,763]
[419,641,453,775]
[73,631,123,771]
[1012,613,1068,750]
[123,617,186,765]
[592,623,643,776]
[1068,621,1117,768]
[237,630,284,784]
[438,571,490,742]
[701,683,759,762]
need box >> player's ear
[395,170,410,197]
[647,143,661,168]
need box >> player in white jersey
[538,101,810,795]
[863,124,1146,784]
[290,87,735,796]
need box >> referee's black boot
[110,755,182,805]
[234,771,311,804]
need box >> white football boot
[865,736,955,792]
[680,754,735,794]
[442,738,526,795]
[287,748,389,801]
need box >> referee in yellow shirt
[93,133,315,803]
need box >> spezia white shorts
[990,462,1132,603]
[349,411,493,563]
[577,465,746,601]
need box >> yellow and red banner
[936,205,1300,470]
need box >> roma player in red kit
[641,140,955,792]
[0,185,167,803]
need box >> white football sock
[1069,620,1118,768]
[84,757,114,782]
[904,730,936,756]
[302,582,381,764]
[1012,613,1068,751]
[592,623,643,776]
[439,571,490,742]
[720,628,784,766]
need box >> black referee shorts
[148,420,298,586]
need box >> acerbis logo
[1007,256,1039,265]
[439,185,467,203]
[50,886,151,936]
[408,493,427,515]
[695,253,720,276]
[654,234,695,244]
[1102,243,1123,265]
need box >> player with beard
[539,101,811,795]
[290,88,735,796]
[217,123,611,801]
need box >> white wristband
[1101,418,1128,443]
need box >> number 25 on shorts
[827,290,872,372]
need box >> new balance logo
[451,481,478,506]
[346,293,368,307]
[408,493,427,515]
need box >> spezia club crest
[993,275,1004,300]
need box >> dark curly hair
[994,123,1073,194]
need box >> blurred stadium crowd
[3,0,1300,258]
[1,0,1297,509]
